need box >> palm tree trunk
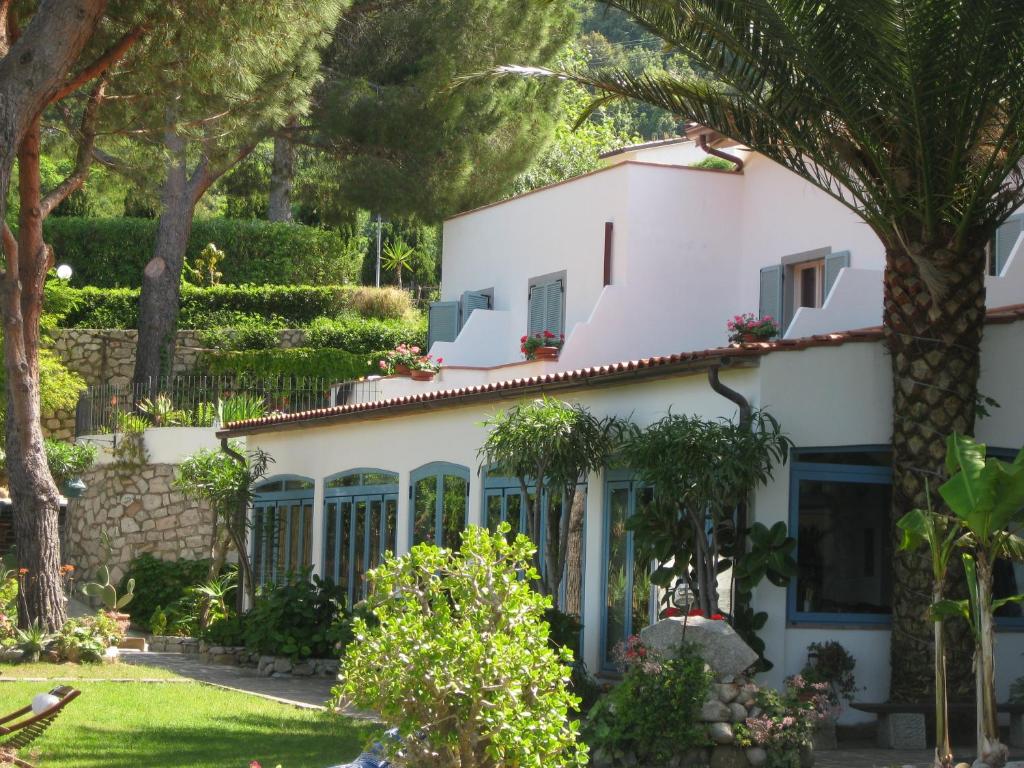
[885,242,985,703]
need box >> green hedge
[202,348,377,380]
[62,285,358,329]
[43,217,363,287]
[306,315,426,353]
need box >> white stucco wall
[82,426,222,466]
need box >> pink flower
[250,762,261,768]
[378,361,387,370]
[436,358,443,364]
[411,346,420,354]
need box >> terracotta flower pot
[410,369,435,381]
[533,345,560,361]
[394,363,411,376]
[740,333,761,343]
[106,610,131,635]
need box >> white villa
[218,132,1024,715]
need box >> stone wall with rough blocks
[66,462,214,587]
[146,636,339,678]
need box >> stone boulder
[638,616,758,680]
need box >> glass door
[324,492,398,608]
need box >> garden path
[120,650,349,711]
[818,746,1024,768]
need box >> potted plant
[409,355,443,381]
[800,640,858,750]
[521,330,564,360]
[727,313,779,344]
[378,344,421,376]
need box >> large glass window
[251,477,315,588]
[411,463,470,549]
[602,476,655,671]
[323,470,398,609]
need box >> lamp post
[374,213,383,288]
[56,264,73,281]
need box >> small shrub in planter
[583,636,712,765]
[337,524,588,768]
[735,675,830,768]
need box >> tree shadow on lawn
[33,710,376,768]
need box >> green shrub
[121,555,212,632]
[243,572,345,659]
[202,348,375,380]
[583,637,712,765]
[306,314,426,354]
[337,525,587,768]
[347,286,414,320]
[55,613,123,663]
[61,284,422,331]
[44,217,363,287]
[198,315,284,351]
[689,156,736,170]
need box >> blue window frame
[411,462,470,548]
[323,469,399,609]
[788,446,1024,630]
[601,471,656,671]
[251,475,315,589]
[787,453,892,626]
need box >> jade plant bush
[336,524,587,768]
[583,636,711,766]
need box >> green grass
[0,661,183,680]
[0,681,373,768]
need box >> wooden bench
[852,701,1024,750]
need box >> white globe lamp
[55,264,73,281]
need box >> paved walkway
[817,746,1024,768]
[120,650,340,710]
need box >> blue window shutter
[427,301,459,348]
[460,291,491,330]
[824,250,850,299]
[545,280,564,337]
[759,265,783,322]
[994,215,1024,276]
[528,284,546,336]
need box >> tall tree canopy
[308,0,575,221]
[499,0,1024,704]
[90,0,345,386]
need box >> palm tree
[493,1,1024,703]
[381,237,418,289]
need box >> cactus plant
[82,565,135,612]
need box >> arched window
[411,463,470,549]
[602,471,656,671]
[323,469,399,608]
[251,476,315,588]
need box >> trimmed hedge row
[306,315,426,353]
[61,285,360,329]
[44,217,363,287]
[202,348,377,380]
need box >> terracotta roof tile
[218,304,1024,437]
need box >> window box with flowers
[727,313,780,344]
[409,355,443,381]
[377,344,422,376]
[521,330,564,361]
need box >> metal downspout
[707,364,752,617]
[699,133,745,172]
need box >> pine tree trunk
[268,129,294,222]
[885,242,986,702]
[133,130,195,389]
[6,118,66,630]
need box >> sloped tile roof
[218,304,1024,437]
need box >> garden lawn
[0,661,183,680]
[0,681,373,768]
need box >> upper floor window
[427,290,493,349]
[528,272,565,338]
[760,249,850,331]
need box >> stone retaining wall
[66,463,213,586]
[147,636,338,678]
